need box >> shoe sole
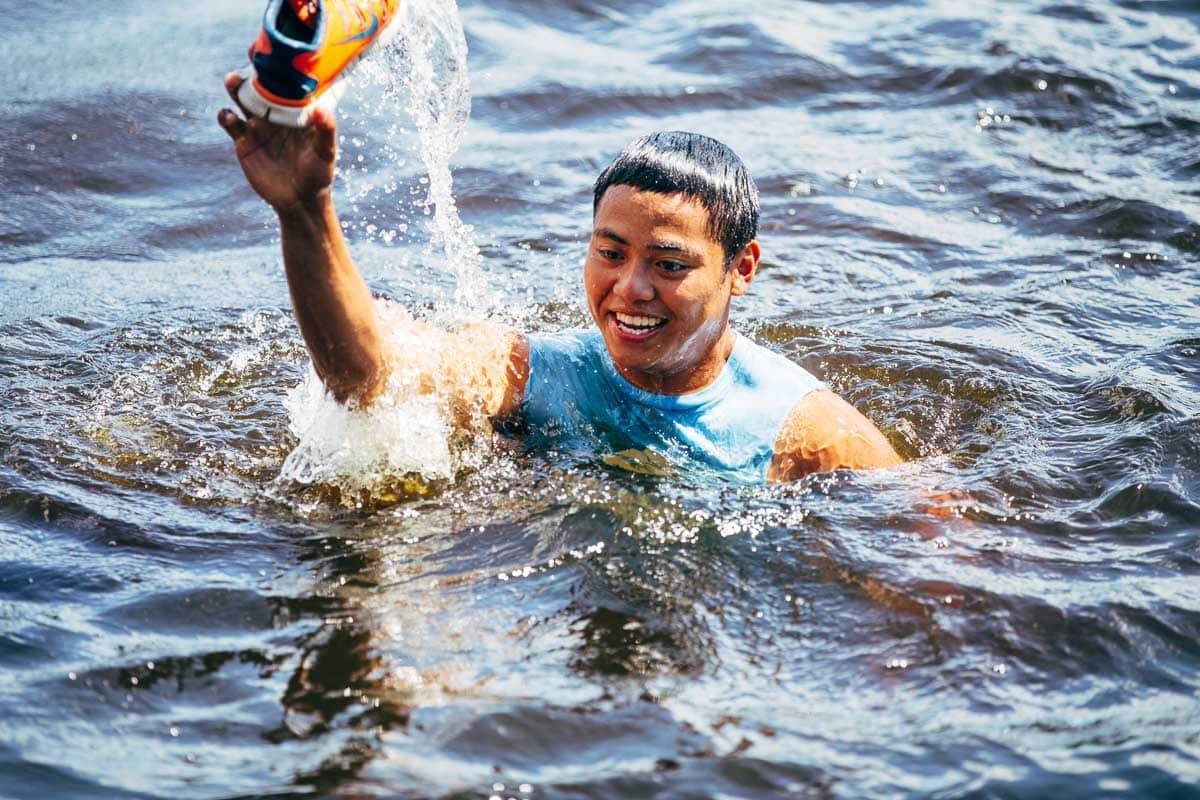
[237,2,408,128]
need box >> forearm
[277,192,387,405]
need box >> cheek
[582,262,607,308]
[695,273,733,310]
[664,280,713,320]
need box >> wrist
[275,188,334,224]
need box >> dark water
[2,0,1199,797]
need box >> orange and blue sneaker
[237,0,405,127]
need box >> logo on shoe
[337,14,379,43]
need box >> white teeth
[614,312,665,329]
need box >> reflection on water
[1,0,1199,797]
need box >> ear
[729,240,760,296]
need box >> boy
[218,74,901,482]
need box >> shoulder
[730,333,823,391]
[528,328,602,361]
[519,329,605,417]
[767,389,903,482]
[450,322,530,420]
[526,329,606,384]
[725,333,825,427]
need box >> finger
[217,108,247,141]
[244,114,270,142]
[224,71,254,119]
[307,105,338,162]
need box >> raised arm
[767,389,903,482]
[217,73,527,416]
[218,73,386,404]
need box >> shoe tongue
[287,0,319,28]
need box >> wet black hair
[593,131,759,265]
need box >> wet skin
[585,185,760,396]
[218,73,900,478]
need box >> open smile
[610,311,667,340]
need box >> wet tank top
[521,329,824,482]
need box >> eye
[657,259,689,273]
[596,247,623,261]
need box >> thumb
[308,105,338,163]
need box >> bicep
[768,390,902,482]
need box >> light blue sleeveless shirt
[520,329,824,482]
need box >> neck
[615,324,736,395]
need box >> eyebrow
[593,228,701,258]
[594,228,630,246]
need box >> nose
[613,261,654,304]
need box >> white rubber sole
[237,2,408,128]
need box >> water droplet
[788,180,812,197]
[493,784,506,793]
[684,85,697,95]
[519,785,533,794]
[70,133,78,141]
[67,672,77,681]
[1167,84,1177,95]
[169,727,180,737]
[1035,79,1048,91]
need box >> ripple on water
[0,0,1198,796]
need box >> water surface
[1,0,1198,797]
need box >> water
[1,0,1199,797]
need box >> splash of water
[278,0,495,499]
[347,0,491,313]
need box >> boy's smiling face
[584,184,758,395]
